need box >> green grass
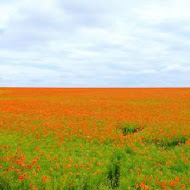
[0,116,190,189]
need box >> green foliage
[152,136,189,148]
[0,177,11,190]
[117,122,144,136]
[0,119,190,189]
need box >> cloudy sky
[0,0,190,87]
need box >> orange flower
[18,176,24,181]
[169,180,175,187]
[175,177,180,183]
[181,184,185,189]
[42,176,48,183]
[140,181,146,188]
[36,166,40,171]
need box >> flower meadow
[0,88,190,190]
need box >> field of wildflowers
[0,88,190,189]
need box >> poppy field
[0,88,190,189]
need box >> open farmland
[0,88,190,189]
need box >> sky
[0,0,190,87]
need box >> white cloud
[0,1,21,28]
[0,0,190,87]
[163,64,190,72]
[137,0,190,22]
